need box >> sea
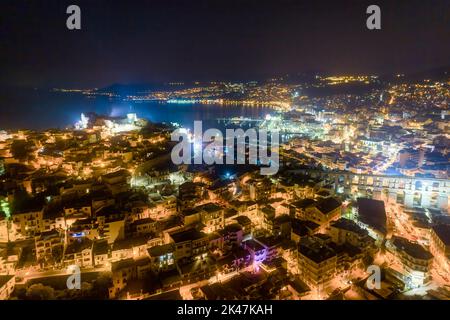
[0,88,274,131]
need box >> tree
[363,254,374,268]
[52,245,63,264]
[60,282,93,300]
[90,272,113,299]
[15,287,27,299]
[10,140,33,160]
[26,284,55,300]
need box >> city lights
[0,0,448,306]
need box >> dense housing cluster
[0,76,449,300]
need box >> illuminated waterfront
[0,88,274,131]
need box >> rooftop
[221,223,243,234]
[357,198,387,235]
[391,236,433,260]
[292,219,320,236]
[112,235,150,251]
[36,229,61,241]
[145,289,182,300]
[147,243,174,257]
[92,239,109,255]
[331,218,369,237]
[256,236,283,248]
[111,258,135,272]
[432,224,450,246]
[298,238,336,264]
[315,197,341,214]
[234,215,252,226]
[0,275,14,288]
[130,217,156,226]
[291,198,316,209]
[243,239,265,252]
[198,202,223,213]
[170,228,208,243]
[65,238,93,254]
[102,169,130,180]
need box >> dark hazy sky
[1,0,449,88]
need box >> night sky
[1,0,449,88]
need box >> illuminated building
[429,224,450,272]
[147,243,175,272]
[111,235,150,262]
[127,113,137,123]
[109,257,152,299]
[197,203,225,234]
[242,239,267,264]
[386,236,433,288]
[304,197,342,229]
[178,181,206,210]
[0,216,9,242]
[181,203,225,234]
[11,209,45,240]
[0,275,15,300]
[297,236,337,294]
[34,229,64,266]
[356,198,387,244]
[101,169,131,195]
[258,206,276,234]
[92,239,109,267]
[75,113,89,130]
[167,228,209,263]
[63,238,94,268]
[329,218,376,250]
[129,217,157,237]
[398,148,425,168]
[213,223,244,251]
[0,246,22,275]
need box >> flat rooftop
[0,275,14,288]
[315,197,341,214]
[331,218,368,237]
[432,224,450,246]
[357,198,387,236]
[392,236,433,260]
[170,228,207,243]
[298,240,336,264]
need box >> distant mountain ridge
[97,66,450,94]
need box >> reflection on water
[0,89,274,131]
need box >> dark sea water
[0,89,273,131]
